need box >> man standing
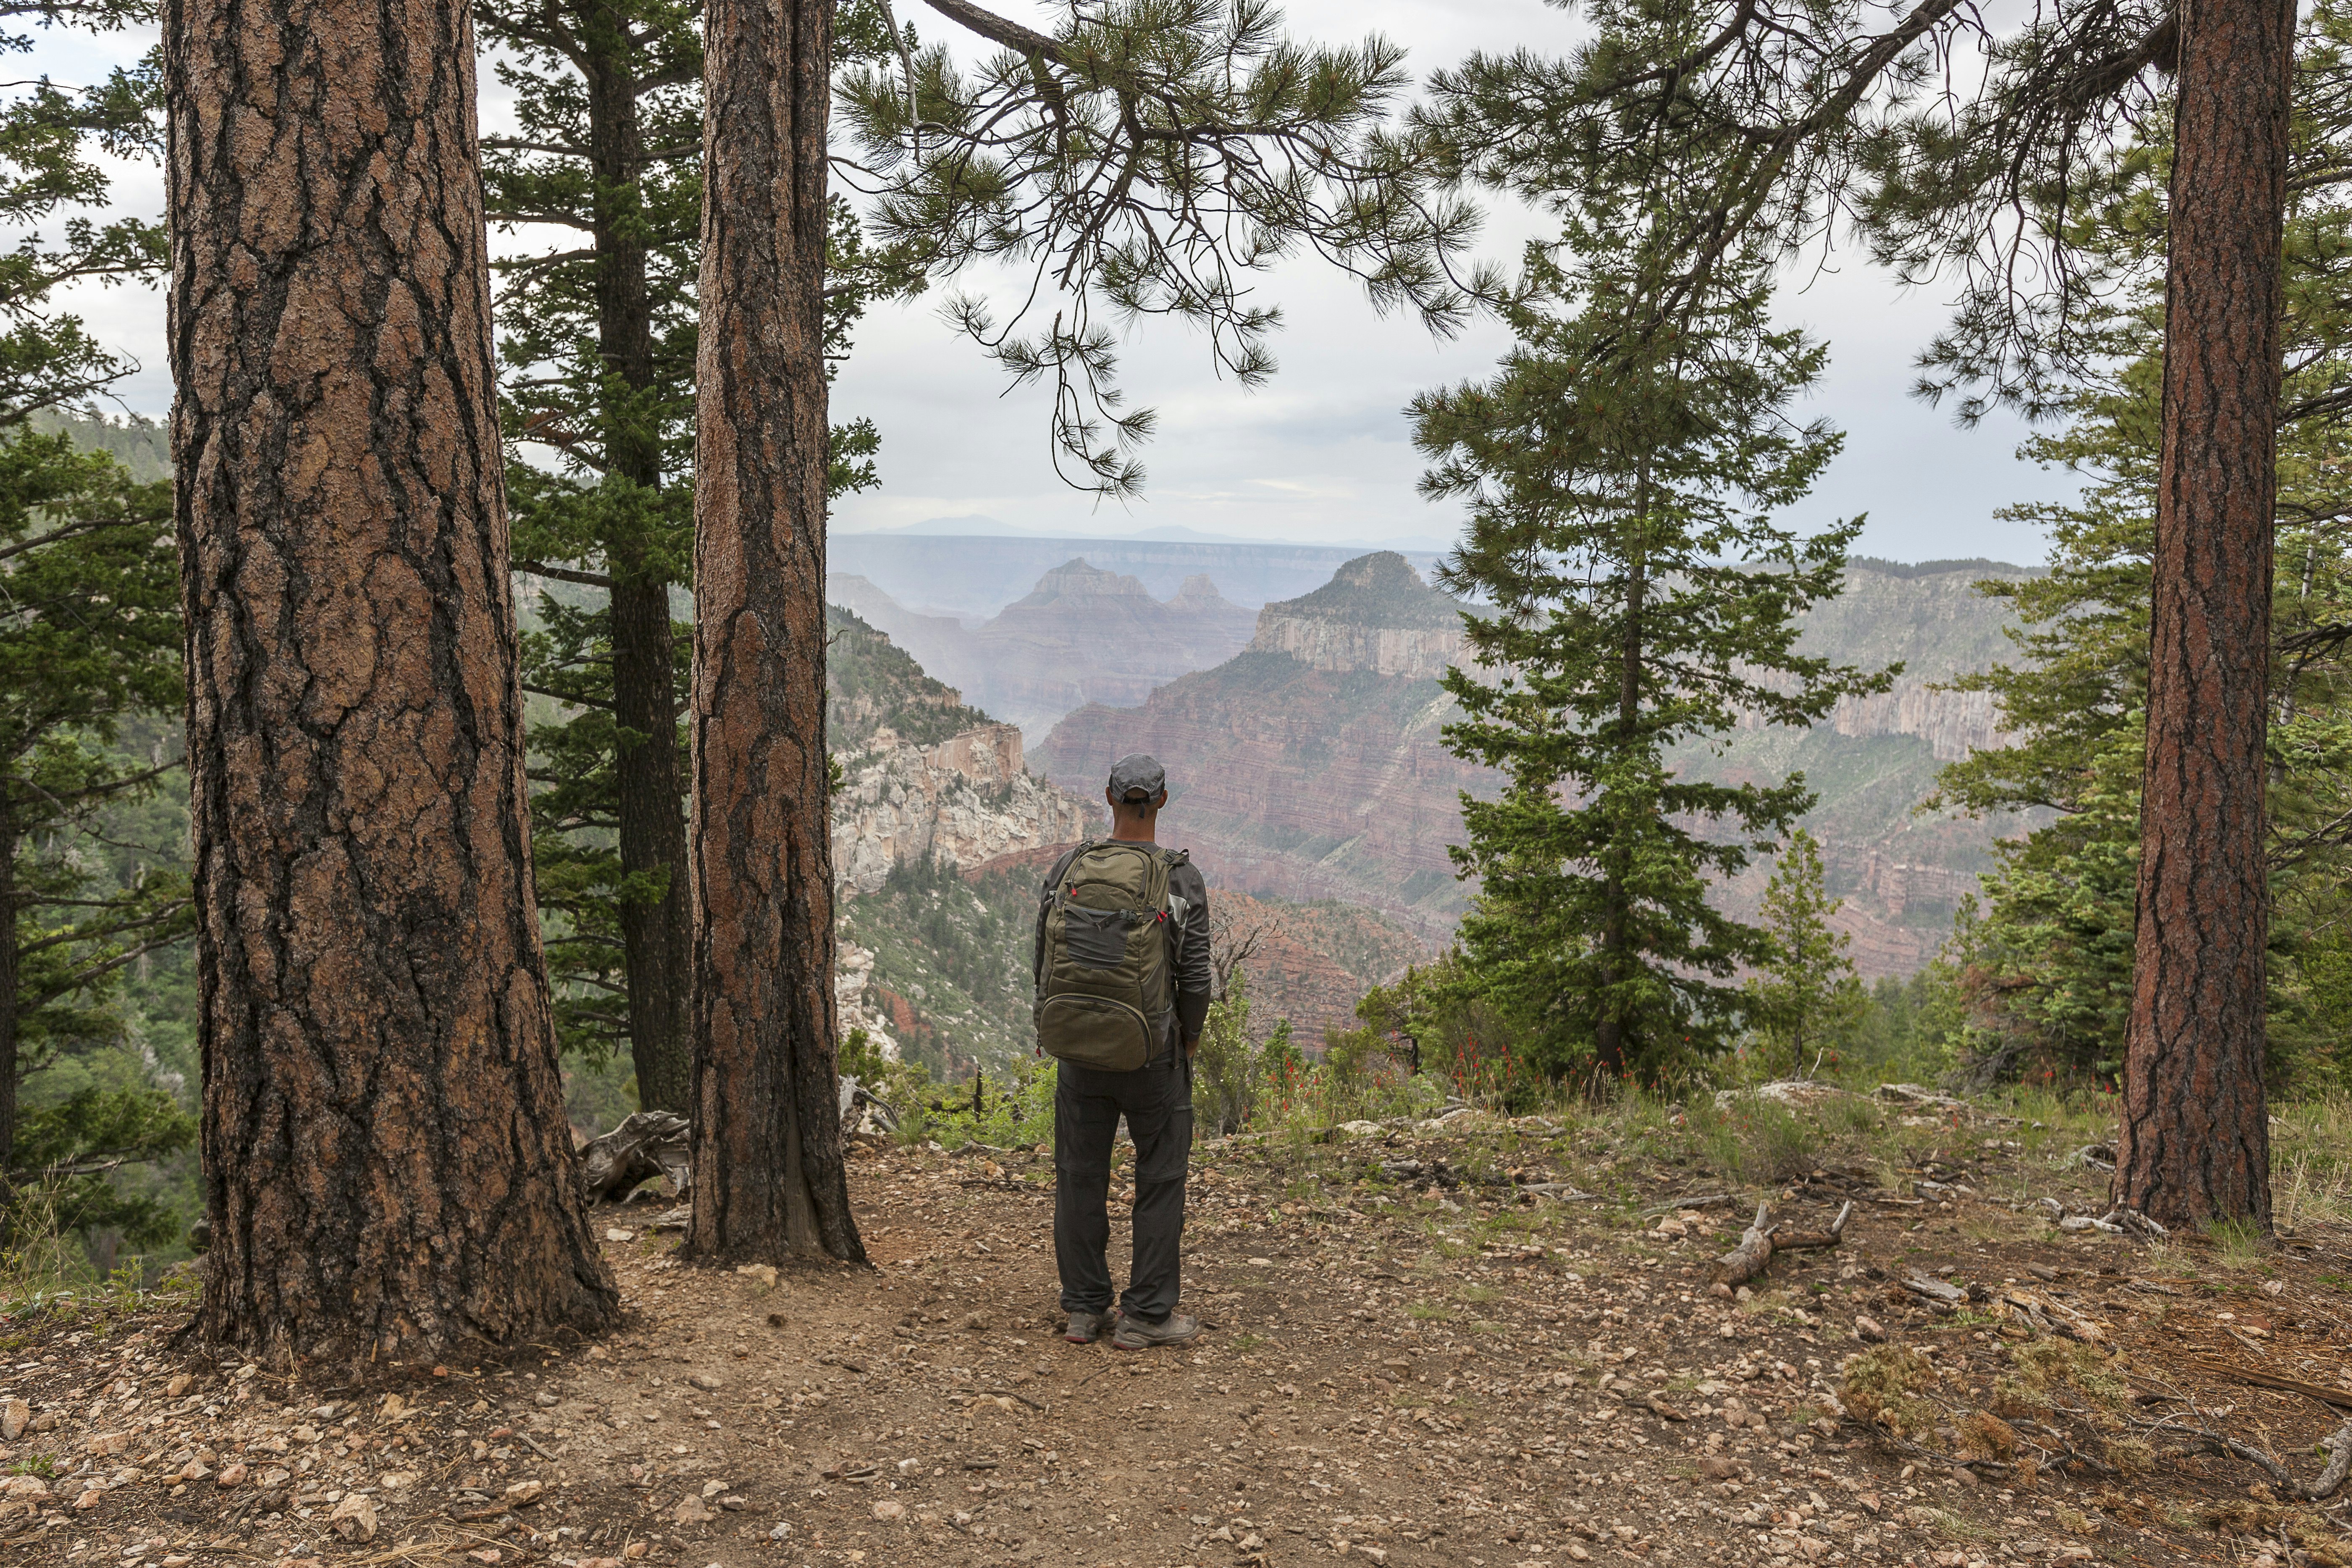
[1033,754,1213,1349]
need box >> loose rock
[328,1492,378,1542]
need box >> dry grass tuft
[2006,1338,2133,1421]
[1954,1410,2019,1462]
[1842,1344,1936,1438]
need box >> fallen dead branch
[1708,1200,1852,1292]
[1711,1202,1775,1290]
[1995,1288,2106,1343]
[2187,1356,2352,1412]
[1873,1426,2016,1476]
[2037,1197,2169,1237]
[1773,1201,1856,1251]
[2143,1410,2352,1500]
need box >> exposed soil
[7,1100,2352,1568]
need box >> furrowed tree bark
[2115,0,2293,1232]
[686,0,864,1263]
[168,0,620,1360]
[587,19,694,1115]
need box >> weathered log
[1771,1201,1855,1252]
[580,1111,692,1201]
[1710,1202,1776,1290]
[1900,1273,1967,1303]
[840,1076,900,1137]
[1710,1200,1853,1291]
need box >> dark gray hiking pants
[1053,1049,1192,1321]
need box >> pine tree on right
[1415,209,1890,1095]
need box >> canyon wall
[1246,552,1470,680]
[824,604,1101,1075]
[1034,553,1496,937]
[1039,552,2040,976]
[831,722,1095,896]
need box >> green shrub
[929,1062,1055,1151]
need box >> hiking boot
[1063,1309,1114,1345]
[1111,1310,1202,1351]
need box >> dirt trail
[5,1114,2349,1568]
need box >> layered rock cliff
[831,722,1094,895]
[825,602,990,749]
[825,604,1094,896]
[836,937,904,1062]
[1038,553,2041,975]
[1245,550,1470,680]
[824,604,1100,1077]
[1034,555,1496,935]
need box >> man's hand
[1184,1035,1199,1060]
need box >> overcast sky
[34,0,2077,566]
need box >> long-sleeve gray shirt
[1034,841,1214,1046]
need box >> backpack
[1034,840,1192,1072]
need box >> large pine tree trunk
[168,0,621,1360]
[2114,0,2294,1231]
[586,28,694,1114]
[686,0,864,1262]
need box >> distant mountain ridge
[829,531,1447,616]
[829,560,1259,734]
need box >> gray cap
[1108,753,1166,802]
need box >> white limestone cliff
[830,721,1094,896]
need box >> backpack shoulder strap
[1043,840,1093,896]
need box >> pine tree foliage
[0,2,193,1236]
[0,430,192,1202]
[1414,215,1888,1087]
[1742,829,1866,1079]
[0,0,165,422]
[834,0,1486,494]
[1404,0,2197,421]
[1413,0,1976,340]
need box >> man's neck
[1109,817,1158,845]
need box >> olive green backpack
[1034,840,1192,1072]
